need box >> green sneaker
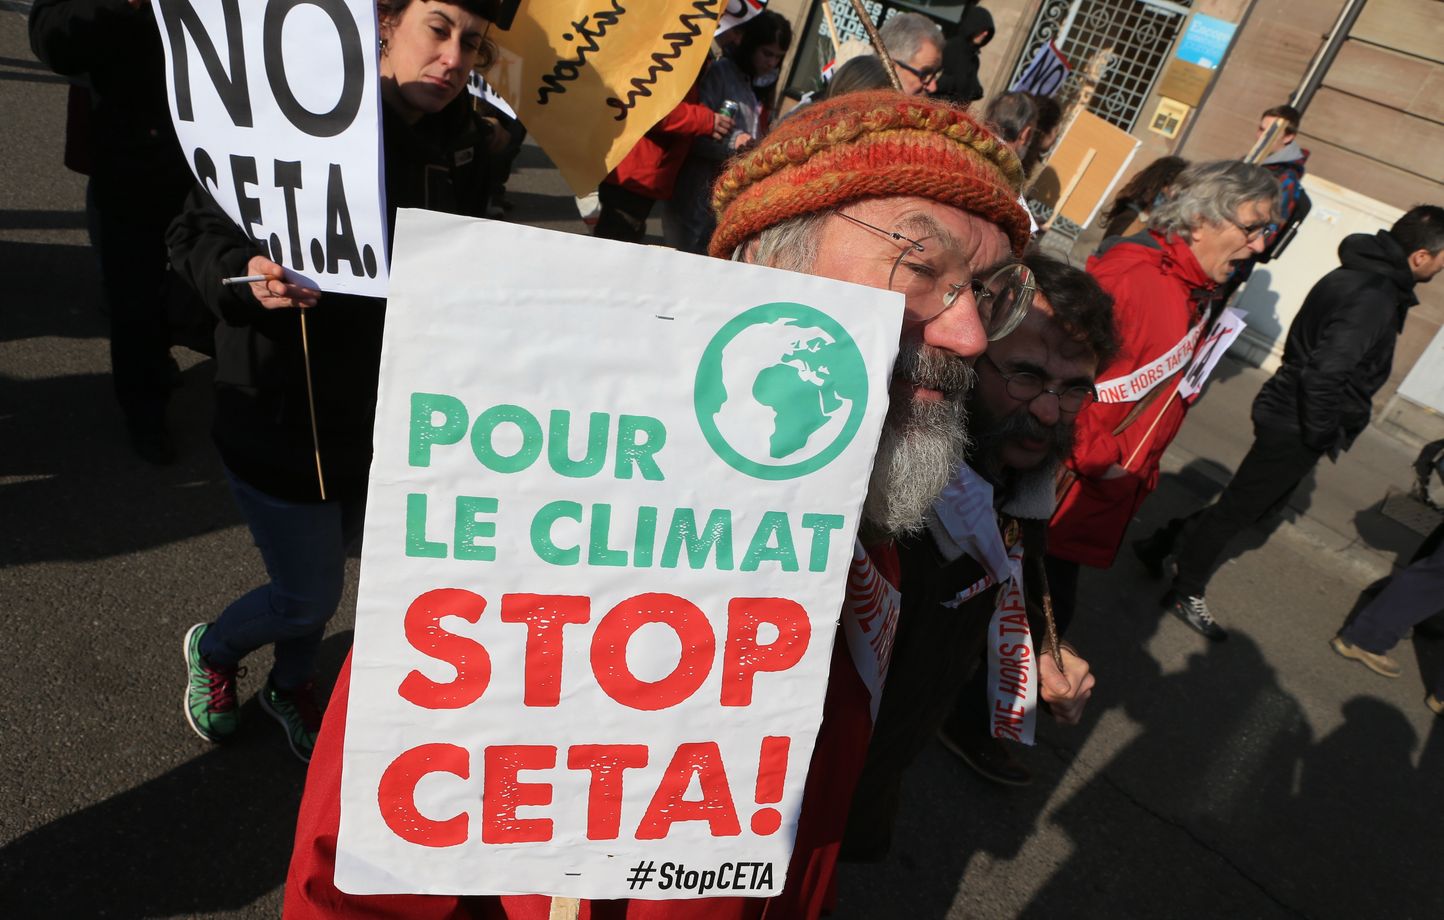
[259,678,323,763]
[183,623,241,742]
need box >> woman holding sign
[168,0,499,763]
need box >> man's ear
[740,237,759,264]
[1409,249,1432,272]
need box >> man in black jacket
[936,5,994,106]
[1138,205,1444,639]
[30,0,197,463]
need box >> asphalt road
[2,7,1441,918]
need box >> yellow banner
[487,0,724,195]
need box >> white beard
[861,344,974,540]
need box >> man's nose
[919,298,987,363]
[1247,233,1268,254]
[1029,392,1061,428]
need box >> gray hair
[1148,160,1280,239]
[880,12,943,62]
[731,211,830,272]
[983,91,1039,145]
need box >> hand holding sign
[244,254,321,309]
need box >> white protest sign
[466,70,517,120]
[336,209,903,898]
[152,0,387,296]
[1011,41,1069,97]
[1179,307,1247,401]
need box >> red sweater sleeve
[653,98,717,138]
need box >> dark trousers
[1171,423,1323,597]
[1342,536,1444,699]
[593,183,656,244]
[200,468,366,689]
[89,173,184,429]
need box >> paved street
[2,7,1442,918]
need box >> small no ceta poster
[336,210,903,898]
[151,0,388,296]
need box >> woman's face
[380,1,488,122]
[750,41,786,79]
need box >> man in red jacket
[593,85,734,244]
[1045,160,1280,637]
[284,90,1034,919]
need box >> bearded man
[843,253,1117,849]
[283,90,1033,920]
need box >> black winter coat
[936,6,994,105]
[1252,230,1419,456]
[29,0,191,186]
[167,97,492,502]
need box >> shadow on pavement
[1,233,237,566]
[835,475,1444,919]
[0,632,354,919]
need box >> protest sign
[484,1,724,196]
[1010,42,1069,97]
[152,0,387,296]
[466,70,517,120]
[1029,111,1140,230]
[1179,308,1247,402]
[335,209,902,898]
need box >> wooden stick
[298,310,327,501]
[1121,389,1178,473]
[1030,551,1067,676]
[820,0,841,53]
[846,0,903,93]
[548,897,581,920]
[1042,146,1095,230]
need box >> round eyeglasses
[832,211,1035,340]
[980,353,1097,413]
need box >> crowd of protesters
[26,0,1444,916]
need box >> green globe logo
[695,302,869,480]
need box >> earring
[379,37,389,55]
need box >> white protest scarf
[841,539,901,722]
[1093,317,1208,404]
[927,463,1039,744]
[985,539,1038,745]
[485,1,725,195]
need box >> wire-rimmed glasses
[979,353,1097,412]
[832,210,1035,341]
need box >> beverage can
[718,100,741,120]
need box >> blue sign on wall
[1174,13,1237,70]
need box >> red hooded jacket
[1048,231,1216,568]
[604,82,718,201]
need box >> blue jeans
[200,468,365,689]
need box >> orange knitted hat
[709,90,1031,259]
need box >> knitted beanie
[708,89,1031,259]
